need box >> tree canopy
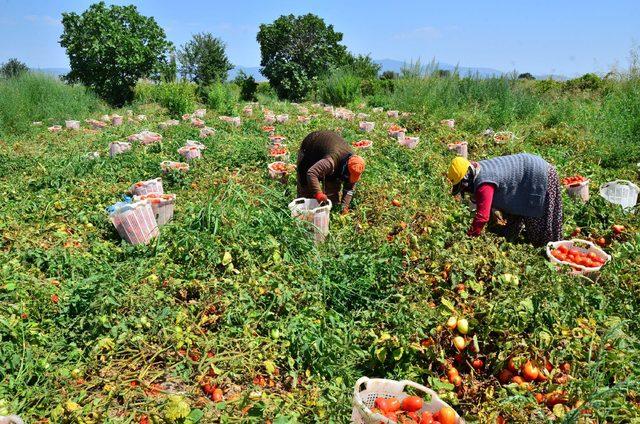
[59,1,172,105]
[177,33,233,86]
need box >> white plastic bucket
[599,180,639,210]
[133,194,176,226]
[565,179,590,202]
[372,107,383,113]
[190,117,205,128]
[448,142,468,158]
[111,115,123,126]
[351,377,464,424]
[268,162,292,179]
[243,107,253,116]
[276,114,289,123]
[359,122,375,132]
[109,141,131,157]
[65,120,80,130]
[264,115,276,124]
[353,140,373,150]
[297,115,310,124]
[109,200,159,245]
[185,140,206,150]
[386,110,399,118]
[130,178,164,196]
[288,198,332,243]
[48,125,62,132]
[193,109,206,118]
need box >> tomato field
[1,75,640,423]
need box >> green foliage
[0,58,29,79]
[564,73,604,92]
[341,54,381,79]
[134,81,196,117]
[205,82,239,114]
[0,72,102,136]
[257,14,348,100]
[317,69,361,106]
[518,72,536,80]
[59,1,172,106]
[177,32,233,86]
[233,71,258,101]
[380,70,398,80]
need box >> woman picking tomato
[447,153,563,246]
[296,130,366,213]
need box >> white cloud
[24,15,61,26]
[393,26,442,41]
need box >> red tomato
[386,398,401,412]
[521,360,539,382]
[375,398,390,412]
[558,245,569,254]
[401,396,424,412]
[420,411,434,423]
[384,411,398,422]
[472,358,484,369]
[435,406,457,424]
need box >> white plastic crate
[599,180,639,210]
[264,114,276,124]
[564,179,590,202]
[109,141,131,157]
[130,178,164,196]
[269,135,287,145]
[133,193,176,226]
[111,115,123,126]
[109,200,159,245]
[288,198,332,243]
[359,121,375,132]
[546,239,611,274]
[399,136,419,149]
[190,117,205,128]
[448,142,468,158]
[199,127,216,138]
[178,145,202,161]
[268,162,293,179]
[352,377,464,424]
[193,108,206,118]
[441,119,455,128]
[386,110,399,118]
[65,120,80,130]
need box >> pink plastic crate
[110,200,159,245]
[133,193,176,226]
[130,178,164,196]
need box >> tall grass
[0,73,102,137]
[317,69,362,106]
[134,80,197,117]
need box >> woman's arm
[306,157,334,194]
[468,183,495,236]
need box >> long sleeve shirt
[468,183,495,236]
[306,157,355,206]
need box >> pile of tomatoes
[261,125,275,133]
[561,175,588,187]
[388,124,406,134]
[199,380,223,402]
[498,357,570,409]
[550,244,606,268]
[353,140,373,148]
[371,396,457,424]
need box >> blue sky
[0,0,638,77]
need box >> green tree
[233,71,258,101]
[380,70,398,80]
[257,14,348,101]
[341,54,380,79]
[0,58,29,79]
[518,72,535,80]
[177,33,233,86]
[59,1,172,106]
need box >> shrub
[1,58,29,79]
[564,73,603,92]
[257,14,349,100]
[178,33,233,86]
[59,1,172,106]
[255,82,277,102]
[233,71,258,101]
[341,54,380,79]
[0,72,102,136]
[380,71,398,80]
[134,81,196,117]
[206,82,239,115]
[318,69,361,106]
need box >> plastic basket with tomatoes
[546,239,611,274]
[352,377,464,424]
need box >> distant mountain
[34,67,68,77]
